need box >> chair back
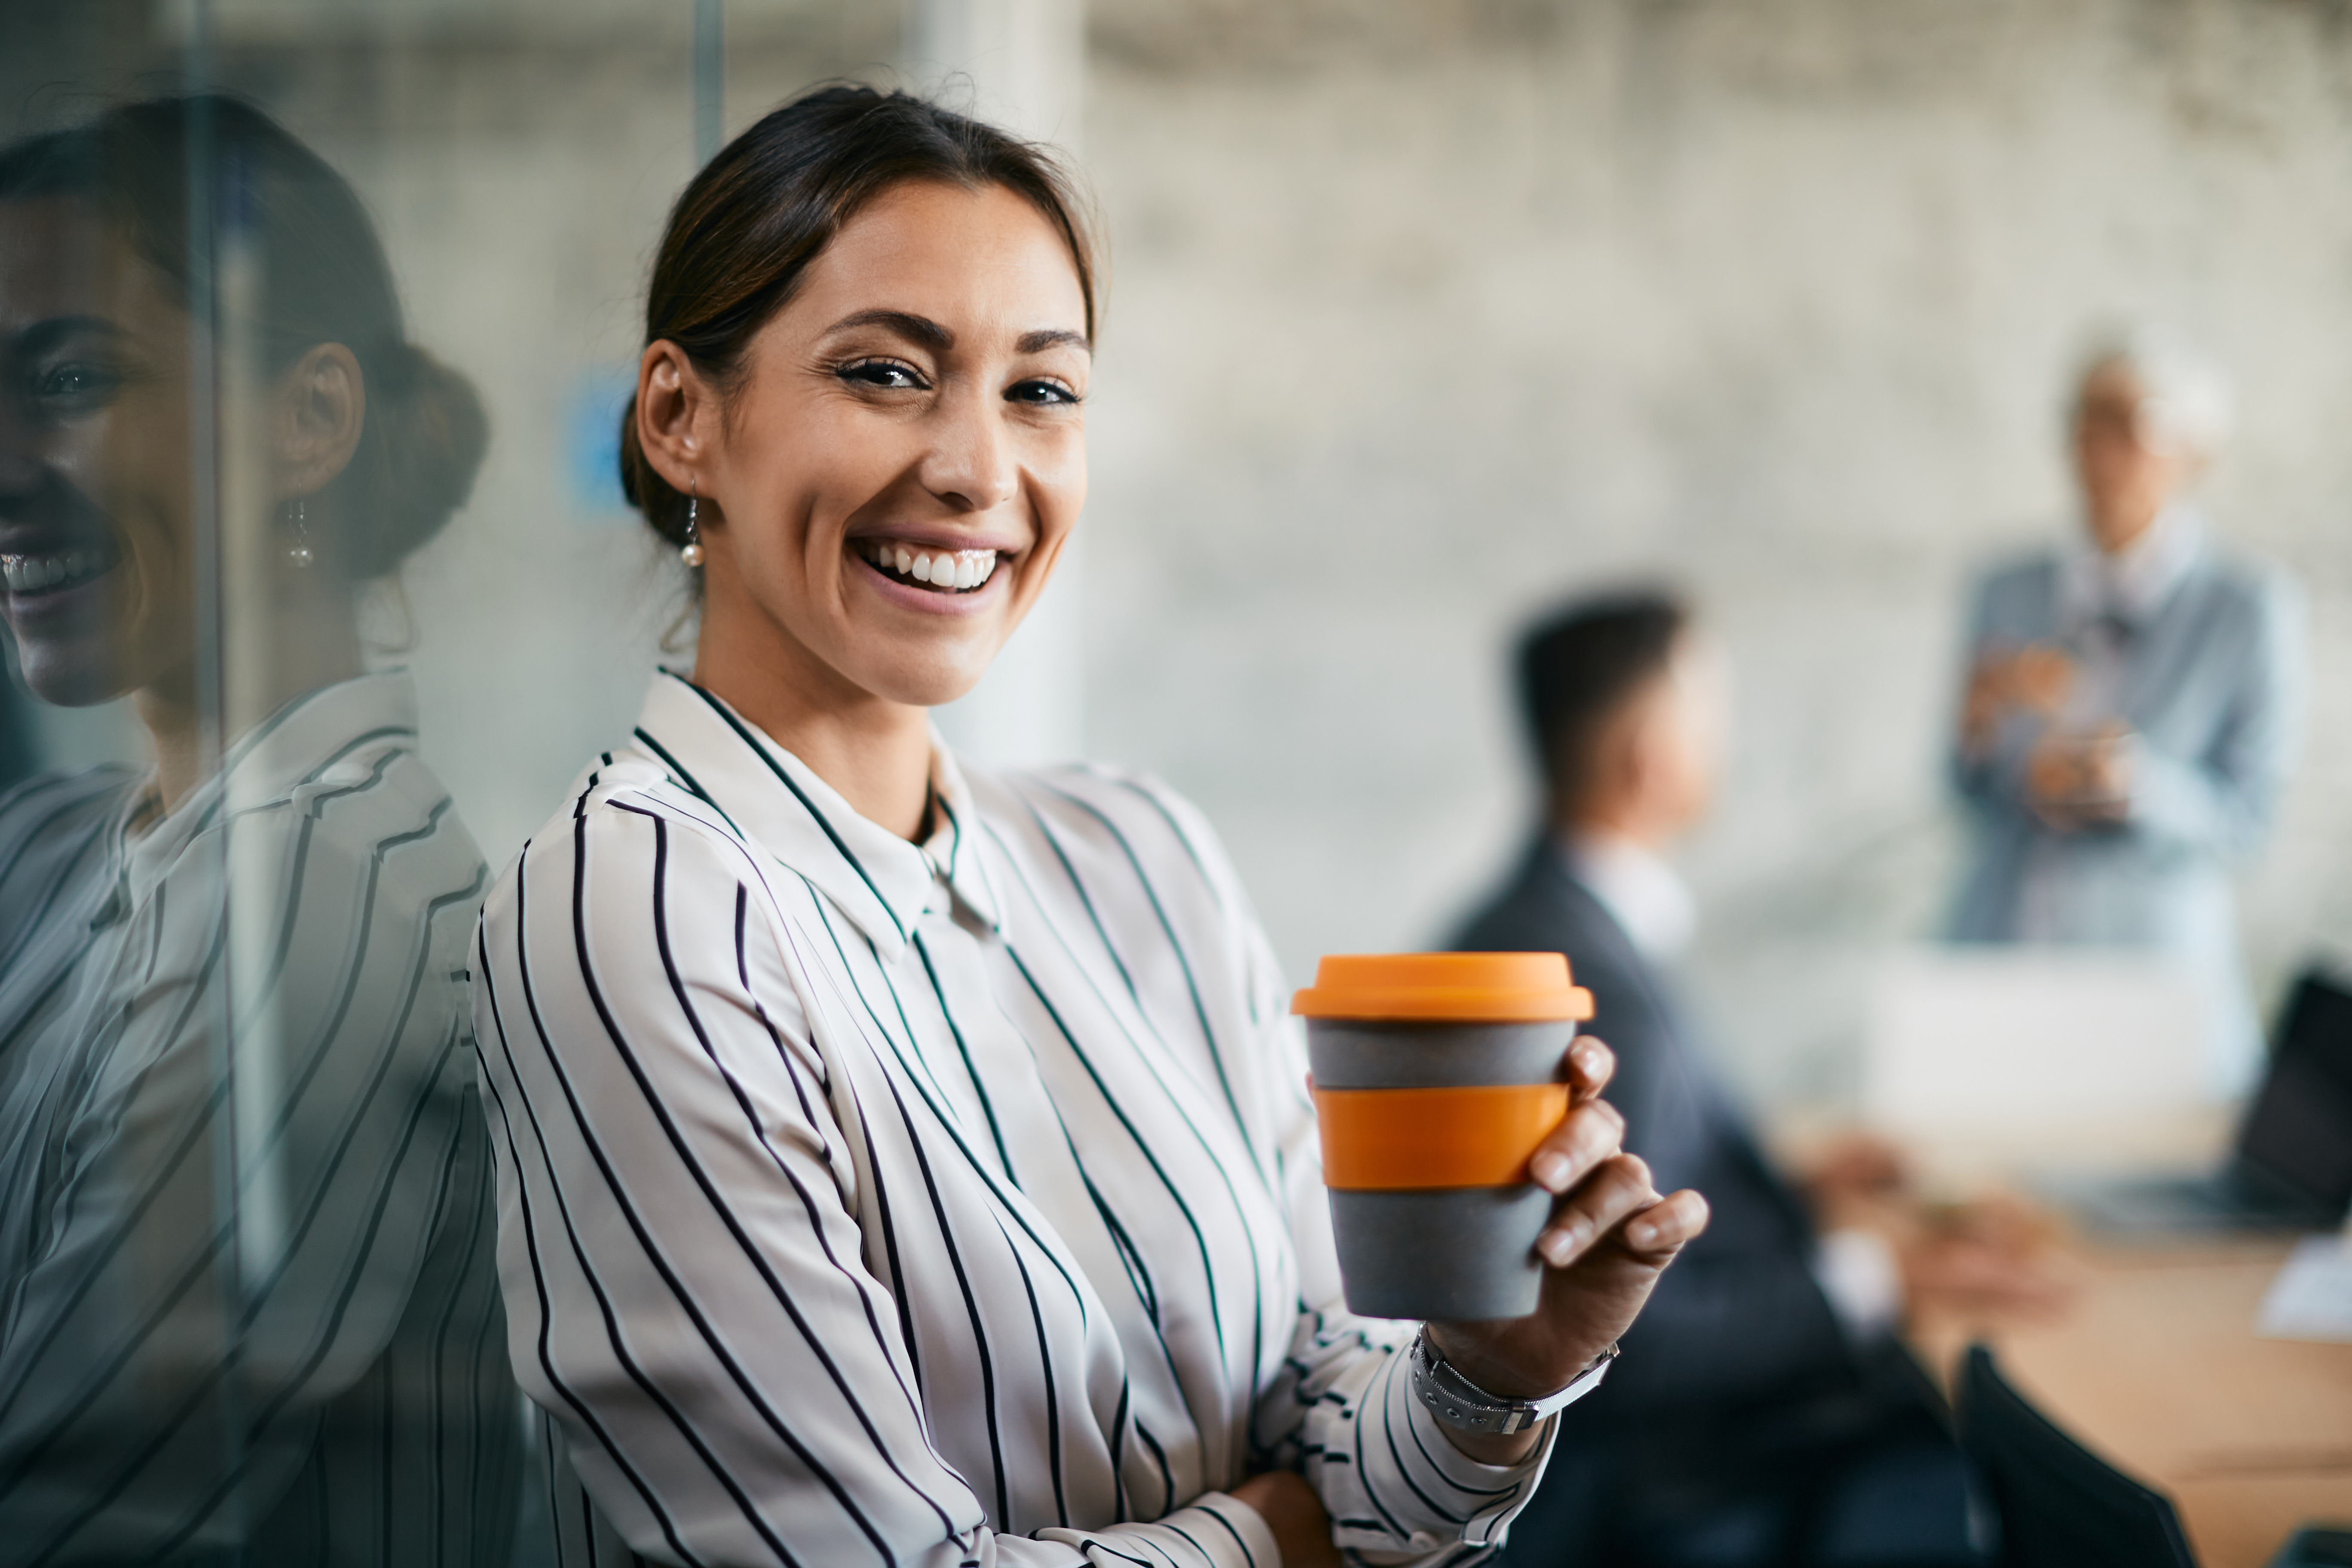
[1955,1344,2197,1568]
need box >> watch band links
[1408,1329,1619,1435]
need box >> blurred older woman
[1950,326,2304,1090]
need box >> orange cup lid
[1290,952,1594,1023]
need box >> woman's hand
[1229,1468,1341,1568]
[1421,1035,1709,1466]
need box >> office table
[1912,1237,2352,1568]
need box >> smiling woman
[0,97,519,1559]
[474,83,1707,1568]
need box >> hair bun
[352,342,489,577]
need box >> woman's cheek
[1032,432,1088,522]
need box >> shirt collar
[1557,829,1696,962]
[629,671,1001,962]
[2060,501,2205,631]
[125,669,421,893]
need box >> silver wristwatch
[1408,1329,1619,1436]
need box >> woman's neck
[135,597,368,816]
[692,640,935,843]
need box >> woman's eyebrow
[824,308,951,351]
[820,310,1090,358]
[1017,328,1090,355]
[12,315,128,358]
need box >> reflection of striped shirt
[474,671,1552,1568]
[0,671,520,1563]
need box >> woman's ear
[636,340,716,496]
[273,343,366,499]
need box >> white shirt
[2050,501,2205,730]
[0,671,516,1562]
[1561,833,1695,963]
[472,671,1551,1568]
[2018,504,2208,942]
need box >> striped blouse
[0,671,520,1563]
[472,671,1555,1568]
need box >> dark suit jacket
[1450,843,1857,1419]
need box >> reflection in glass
[0,97,520,1560]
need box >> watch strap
[1409,1330,1618,1436]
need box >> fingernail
[1628,1220,1659,1249]
[1572,1043,1602,1077]
[1540,1225,1585,1267]
[1531,1152,1573,1192]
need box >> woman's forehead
[787,181,1088,342]
[0,198,176,331]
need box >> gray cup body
[1308,1019,1575,1321]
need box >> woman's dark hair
[1516,589,1690,802]
[620,84,1099,551]
[0,95,487,578]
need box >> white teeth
[1,547,117,595]
[862,543,1001,593]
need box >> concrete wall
[1074,0,2352,1106]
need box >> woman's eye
[33,362,119,404]
[838,359,926,391]
[1008,378,1080,407]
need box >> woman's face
[681,179,1090,710]
[0,198,198,707]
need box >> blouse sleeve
[0,775,487,1556]
[473,796,1287,1568]
[1124,781,1558,1566]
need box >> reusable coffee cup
[1294,953,1594,1321]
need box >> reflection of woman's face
[691,179,1090,710]
[0,198,198,706]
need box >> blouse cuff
[1348,1344,1559,1558]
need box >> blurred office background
[10,0,2352,1124]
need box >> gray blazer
[1948,528,2302,1070]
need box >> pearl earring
[285,496,314,569]
[680,487,704,569]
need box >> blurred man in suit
[1454,591,2058,1568]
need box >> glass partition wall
[0,2,898,1559]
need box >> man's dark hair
[1516,589,1690,803]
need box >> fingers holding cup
[1527,1094,1625,1197]
[1535,1151,1659,1270]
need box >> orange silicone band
[1314,1083,1571,1191]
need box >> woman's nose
[919,391,1017,513]
[0,410,45,505]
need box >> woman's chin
[13,647,133,709]
[859,642,1003,714]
